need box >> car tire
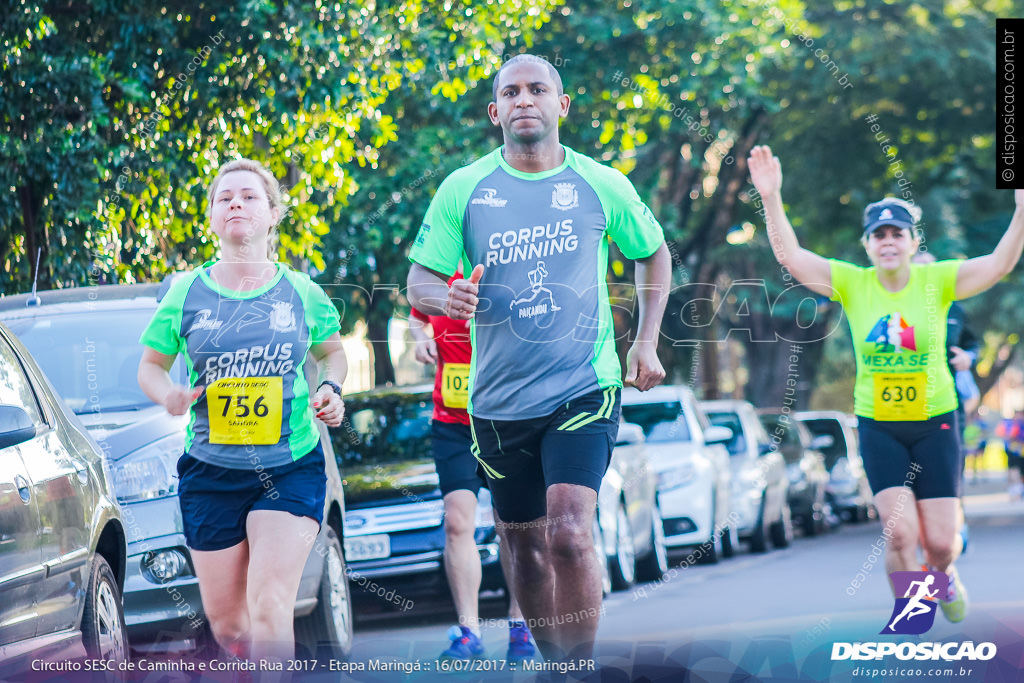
[749,496,769,553]
[635,503,668,581]
[721,523,737,559]
[801,503,819,537]
[295,527,353,662]
[592,514,612,597]
[770,501,793,549]
[81,554,129,673]
[609,500,636,591]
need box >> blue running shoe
[506,621,536,661]
[439,625,485,660]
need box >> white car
[703,399,793,553]
[621,386,736,563]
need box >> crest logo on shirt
[551,182,579,211]
[188,309,224,332]
[471,188,508,208]
[866,312,917,353]
[269,301,297,333]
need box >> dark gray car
[0,284,353,660]
[0,322,128,676]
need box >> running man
[408,286,535,661]
[750,144,1024,623]
[407,54,670,660]
[888,574,940,631]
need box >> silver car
[0,322,128,675]
[0,284,353,660]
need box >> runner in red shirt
[409,273,534,661]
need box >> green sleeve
[936,259,963,303]
[285,270,341,344]
[828,259,861,303]
[583,161,664,260]
[409,168,477,276]
[139,274,193,355]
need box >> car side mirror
[0,404,36,450]
[810,434,834,450]
[616,422,645,446]
[704,425,732,445]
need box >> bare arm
[407,314,438,364]
[138,347,201,416]
[955,190,1024,299]
[625,242,671,391]
[748,145,833,297]
[310,333,348,428]
[407,262,483,320]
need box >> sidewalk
[962,470,1024,524]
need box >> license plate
[344,534,390,562]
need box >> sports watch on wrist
[317,380,343,397]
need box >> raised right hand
[748,145,783,197]
[446,264,484,320]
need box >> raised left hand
[313,389,346,427]
[624,342,666,392]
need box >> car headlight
[657,463,696,492]
[111,434,181,503]
[831,457,852,482]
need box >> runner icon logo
[880,571,947,635]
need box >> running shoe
[439,625,485,660]
[940,566,968,623]
[506,620,536,661]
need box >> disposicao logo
[831,571,997,663]
[881,570,945,635]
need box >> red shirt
[411,278,472,425]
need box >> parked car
[0,321,129,676]
[335,386,666,604]
[620,386,737,563]
[0,284,353,660]
[796,411,876,523]
[594,420,668,591]
[703,400,792,552]
[758,411,830,537]
[332,385,507,613]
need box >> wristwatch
[317,380,343,397]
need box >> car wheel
[82,554,129,672]
[801,504,819,537]
[609,500,636,590]
[635,503,668,581]
[721,518,737,559]
[592,514,611,597]
[771,501,793,549]
[295,527,353,662]
[749,496,769,553]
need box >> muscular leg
[873,487,921,591]
[499,522,556,657]
[493,511,524,622]
[917,497,959,573]
[546,483,601,659]
[245,510,319,664]
[442,490,482,632]
[190,541,251,658]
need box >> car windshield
[705,412,747,456]
[759,414,802,464]
[799,418,847,469]
[5,309,180,414]
[333,393,440,506]
[621,401,691,443]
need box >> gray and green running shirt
[409,146,665,420]
[140,262,341,468]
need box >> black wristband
[317,380,342,397]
